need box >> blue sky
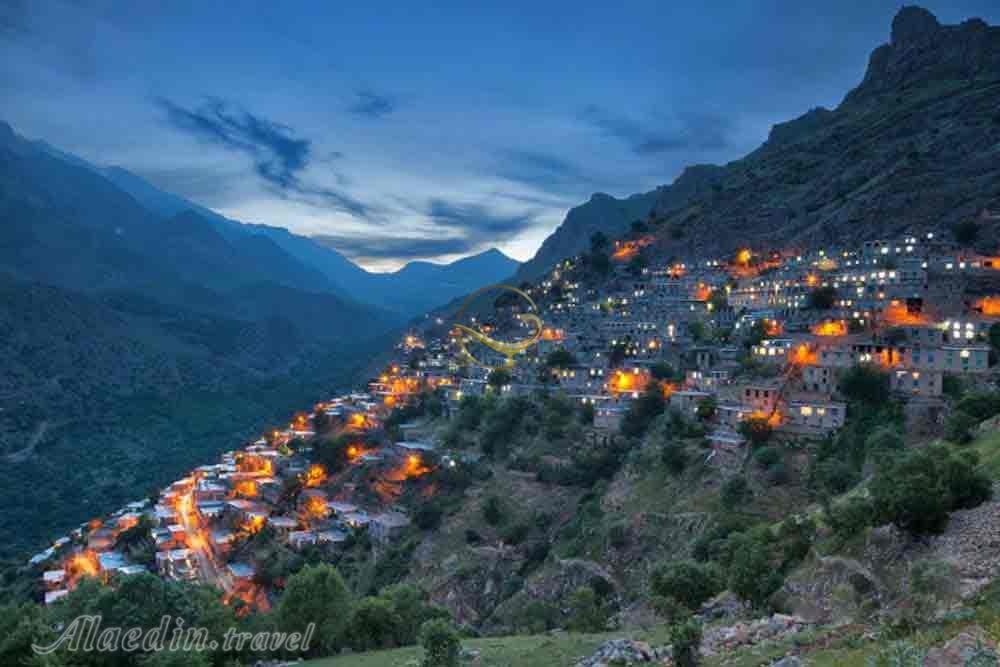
[2,1,999,270]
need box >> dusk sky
[3,1,999,270]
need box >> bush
[721,477,752,510]
[621,384,666,439]
[670,618,703,667]
[419,619,461,667]
[738,416,772,448]
[766,462,788,486]
[650,560,722,611]
[414,501,445,530]
[607,523,628,549]
[277,564,352,657]
[944,410,978,444]
[662,440,689,476]
[482,496,506,526]
[825,495,875,544]
[870,444,993,535]
[727,536,782,608]
[753,446,780,467]
[807,285,838,310]
[839,365,890,404]
[567,586,608,632]
[347,597,401,651]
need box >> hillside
[511,6,1000,284]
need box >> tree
[753,446,780,468]
[487,368,512,389]
[870,444,992,536]
[545,348,577,369]
[662,440,689,476]
[627,254,649,276]
[720,476,752,510]
[590,231,609,253]
[278,564,352,657]
[865,426,905,455]
[651,561,722,611]
[944,410,977,444]
[670,618,703,667]
[708,289,728,312]
[383,584,450,646]
[953,219,980,245]
[807,285,838,310]
[651,362,678,382]
[695,397,717,420]
[839,365,890,404]
[419,619,461,667]
[567,586,607,632]
[727,536,782,608]
[313,434,351,474]
[347,597,402,651]
[414,500,445,530]
[738,416,772,448]
[621,383,666,439]
[578,401,596,425]
[482,495,505,526]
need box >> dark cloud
[496,149,594,191]
[156,97,375,219]
[427,199,538,240]
[314,234,474,260]
[314,198,540,262]
[580,105,734,156]
[347,90,397,119]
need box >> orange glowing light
[694,283,712,301]
[233,480,258,498]
[763,319,783,336]
[882,301,929,326]
[790,344,818,366]
[541,328,564,341]
[749,410,783,428]
[976,297,1000,316]
[806,274,818,287]
[812,320,848,336]
[611,236,654,261]
[736,248,752,266]
[303,464,326,488]
[662,383,678,400]
[668,264,686,278]
[66,551,100,586]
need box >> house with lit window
[783,400,846,435]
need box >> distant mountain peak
[845,6,999,106]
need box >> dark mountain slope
[647,6,1000,259]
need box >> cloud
[496,149,593,192]
[580,105,733,155]
[156,97,375,219]
[314,234,474,260]
[347,90,397,119]
[315,198,541,262]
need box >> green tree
[487,368,512,389]
[839,365,890,404]
[695,397,717,420]
[728,536,782,608]
[651,561,722,611]
[313,434,351,474]
[738,416,772,448]
[662,440,689,476]
[651,362,678,381]
[944,410,977,444]
[277,564,352,657]
[419,619,461,667]
[347,597,402,651]
[621,383,666,439]
[482,495,506,526]
[670,618,703,667]
[753,446,780,467]
[870,444,992,536]
[567,586,607,632]
[953,219,980,246]
[382,584,450,646]
[865,426,905,455]
[807,285,838,310]
[720,476,752,511]
[545,348,577,369]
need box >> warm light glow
[541,328,564,341]
[611,236,654,261]
[662,383,678,399]
[976,297,1000,316]
[812,320,848,336]
[763,319,783,336]
[694,283,712,301]
[736,248,752,266]
[233,480,258,498]
[806,274,818,287]
[303,464,327,488]
[882,301,929,325]
[790,344,818,366]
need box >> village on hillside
[27,215,1000,613]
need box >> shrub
[419,619,461,667]
[414,501,445,530]
[670,618,703,667]
[727,536,782,608]
[807,285,838,310]
[567,586,608,632]
[662,440,689,476]
[277,564,352,656]
[825,495,875,544]
[347,597,402,651]
[607,522,629,549]
[738,416,772,447]
[865,427,905,454]
[651,560,722,611]
[754,446,780,467]
[944,410,978,444]
[720,477,752,510]
[870,444,992,535]
[766,462,788,486]
[482,496,505,526]
[839,365,890,404]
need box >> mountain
[645,6,1000,259]
[98,162,520,315]
[512,7,1000,281]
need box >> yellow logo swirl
[452,284,543,369]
